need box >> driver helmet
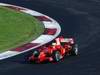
[52,43,56,46]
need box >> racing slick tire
[70,44,78,56]
[52,51,63,62]
[32,50,40,57]
[25,50,39,63]
[29,50,40,63]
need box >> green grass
[0,6,44,53]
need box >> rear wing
[61,38,74,44]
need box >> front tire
[25,50,39,62]
[32,50,39,57]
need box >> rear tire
[71,44,78,56]
[52,51,62,62]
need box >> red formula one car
[26,36,78,63]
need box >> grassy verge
[0,6,44,53]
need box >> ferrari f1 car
[26,36,78,63]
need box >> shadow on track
[0,0,100,75]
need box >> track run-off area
[0,0,100,75]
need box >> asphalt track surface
[0,0,100,75]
